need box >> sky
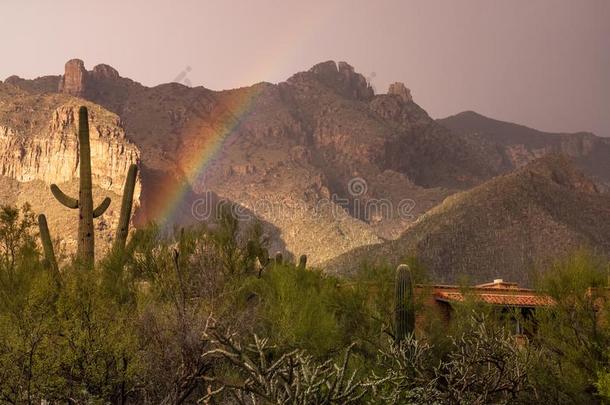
[1,0,609,136]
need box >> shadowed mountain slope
[439,111,610,191]
[325,155,610,285]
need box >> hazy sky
[1,0,609,136]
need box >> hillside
[325,155,610,285]
[0,81,139,256]
[4,60,609,266]
[438,111,610,191]
[5,60,501,263]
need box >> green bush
[529,249,610,404]
[2,202,610,403]
[53,268,141,403]
[239,264,344,356]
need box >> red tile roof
[434,291,554,307]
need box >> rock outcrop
[5,74,61,94]
[58,60,124,99]
[91,64,120,80]
[58,59,88,97]
[307,61,375,100]
[4,75,22,86]
[388,82,413,103]
[0,81,141,257]
[0,104,139,194]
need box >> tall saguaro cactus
[50,106,110,268]
[394,264,415,342]
[114,163,138,251]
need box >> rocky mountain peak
[58,59,88,97]
[388,82,412,103]
[91,64,120,80]
[4,75,21,85]
[309,60,339,76]
[307,60,374,100]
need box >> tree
[0,204,58,403]
[529,250,610,404]
[0,204,37,269]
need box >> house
[415,279,555,336]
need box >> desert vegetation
[0,200,608,404]
[2,108,610,404]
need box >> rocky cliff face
[0,81,141,255]
[0,104,139,193]
[58,59,88,97]
[0,82,140,194]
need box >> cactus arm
[50,184,78,209]
[92,197,111,218]
[38,214,58,273]
[114,164,138,250]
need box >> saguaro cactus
[114,163,138,251]
[50,106,110,268]
[394,264,415,342]
[38,214,58,273]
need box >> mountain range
[326,155,610,284]
[2,59,608,281]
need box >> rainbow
[152,85,264,227]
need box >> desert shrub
[202,315,537,405]
[52,267,142,403]
[0,205,60,403]
[0,204,38,269]
[202,330,369,404]
[528,250,610,404]
[129,229,217,404]
[2,202,610,404]
[239,263,345,357]
[596,371,610,402]
[370,316,537,404]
